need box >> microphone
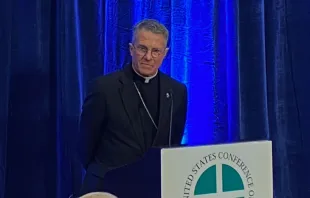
[168,89,174,147]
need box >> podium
[101,141,273,198]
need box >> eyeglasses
[133,45,164,58]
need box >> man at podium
[76,19,188,196]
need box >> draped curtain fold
[1,0,310,197]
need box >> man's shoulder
[88,69,123,92]
[96,69,124,81]
[161,72,187,91]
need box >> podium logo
[183,152,255,198]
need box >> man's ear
[129,43,134,56]
[164,47,169,57]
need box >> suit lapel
[118,66,144,150]
[153,73,172,145]
[118,65,173,147]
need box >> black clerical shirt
[131,67,160,149]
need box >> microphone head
[167,89,173,99]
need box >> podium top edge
[161,140,272,150]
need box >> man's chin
[139,69,156,77]
[141,72,153,77]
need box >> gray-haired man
[77,19,188,196]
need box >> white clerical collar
[132,65,158,83]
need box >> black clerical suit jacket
[77,64,187,195]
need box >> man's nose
[144,50,152,60]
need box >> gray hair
[79,192,117,198]
[132,19,169,45]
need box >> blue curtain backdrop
[1,0,310,197]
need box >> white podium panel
[161,141,273,198]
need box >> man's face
[129,29,169,77]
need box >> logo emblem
[183,152,255,198]
[194,164,245,197]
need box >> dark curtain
[0,0,310,198]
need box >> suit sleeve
[77,79,106,169]
[172,84,188,146]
